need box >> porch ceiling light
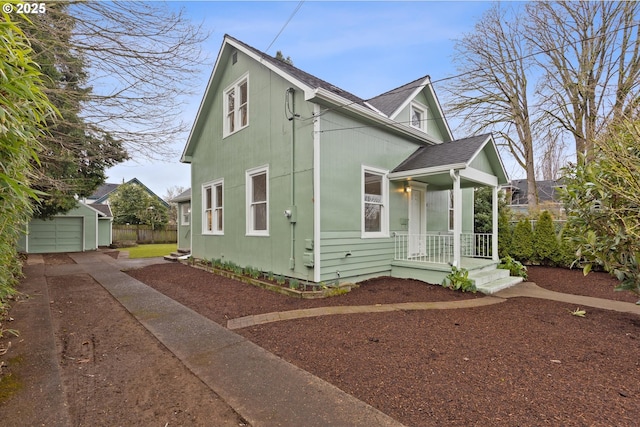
[404,181,412,193]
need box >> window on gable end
[410,102,427,133]
[223,74,249,137]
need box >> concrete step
[475,276,524,295]
[177,248,191,254]
[163,255,180,262]
[469,268,510,287]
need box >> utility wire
[307,20,640,130]
[265,0,305,54]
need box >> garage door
[28,217,83,253]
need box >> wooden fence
[113,225,177,244]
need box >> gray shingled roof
[367,75,429,117]
[509,179,564,205]
[88,183,119,200]
[226,35,368,108]
[392,134,490,172]
[170,188,191,203]
[91,203,113,217]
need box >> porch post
[451,170,461,267]
[492,185,499,261]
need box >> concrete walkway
[12,251,640,427]
[30,252,405,427]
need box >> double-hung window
[203,179,223,234]
[224,74,249,137]
[362,166,389,238]
[246,166,269,236]
[410,102,427,133]
[181,203,190,226]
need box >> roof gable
[89,178,169,208]
[182,35,458,161]
[391,134,509,185]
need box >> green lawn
[119,243,177,259]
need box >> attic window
[232,51,237,64]
[223,74,249,137]
[410,102,427,133]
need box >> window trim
[361,165,389,238]
[223,73,249,137]
[202,179,224,235]
[180,202,190,226]
[246,165,269,236]
[410,102,427,133]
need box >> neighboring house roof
[88,178,169,208]
[87,183,119,202]
[508,179,565,205]
[182,34,454,162]
[90,203,113,217]
[170,188,191,203]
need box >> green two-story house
[180,35,519,293]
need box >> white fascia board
[311,88,441,145]
[467,134,509,185]
[227,38,316,98]
[181,39,225,163]
[389,76,430,120]
[182,37,316,163]
[459,167,498,187]
[425,79,454,141]
[388,163,467,180]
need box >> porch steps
[163,248,191,262]
[469,268,523,294]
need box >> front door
[408,185,426,257]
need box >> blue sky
[106,1,510,198]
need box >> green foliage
[561,118,640,296]
[510,219,534,263]
[119,244,175,259]
[110,183,168,227]
[498,256,528,280]
[474,187,512,258]
[288,278,300,290]
[533,211,559,265]
[0,12,57,311]
[23,5,127,217]
[276,274,286,286]
[441,266,477,293]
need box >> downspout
[450,169,461,268]
[287,88,297,270]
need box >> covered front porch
[387,134,521,293]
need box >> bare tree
[525,1,640,163]
[535,129,566,181]
[42,1,209,158]
[445,4,539,208]
[164,185,187,225]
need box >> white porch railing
[461,233,493,259]
[394,233,493,264]
[394,233,453,264]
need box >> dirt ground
[2,254,639,426]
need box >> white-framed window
[410,102,427,132]
[448,190,454,231]
[223,74,249,137]
[246,166,269,236]
[362,166,389,238]
[203,179,223,234]
[181,203,190,226]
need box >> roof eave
[388,163,467,180]
[311,88,441,145]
